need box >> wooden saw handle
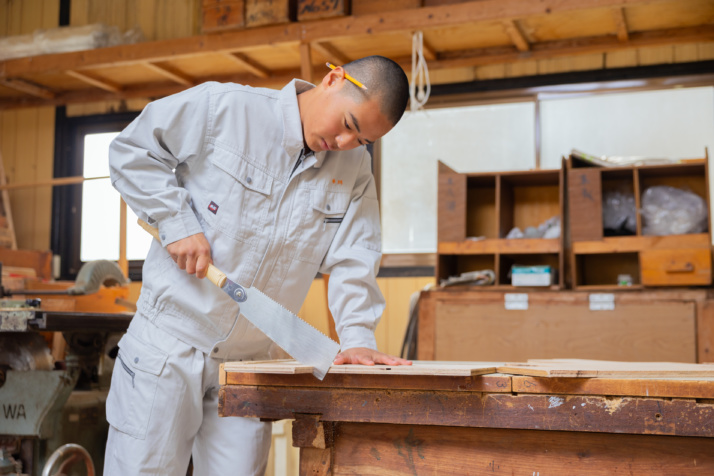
[137,218,227,288]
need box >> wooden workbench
[219,360,714,475]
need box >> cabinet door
[435,300,696,362]
[640,249,712,286]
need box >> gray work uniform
[104,79,385,475]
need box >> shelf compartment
[498,170,561,239]
[437,254,496,284]
[575,252,640,288]
[499,253,560,287]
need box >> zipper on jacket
[117,353,136,388]
[290,149,305,177]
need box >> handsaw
[138,219,340,379]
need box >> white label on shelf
[589,293,615,311]
[505,293,529,310]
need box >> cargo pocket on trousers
[106,332,168,440]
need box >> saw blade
[223,280,339,380]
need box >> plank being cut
[499,359,714,378]
[223,359,499,376]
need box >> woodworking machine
[0,261,133,476]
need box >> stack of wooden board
[223,358,714,379]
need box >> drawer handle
[666,262,694,273]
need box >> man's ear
[323,67,346,89]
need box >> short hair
[341,56,409,126]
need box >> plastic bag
[641,185,708,236]
[602,189,636,235]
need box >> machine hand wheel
[42,443,95,476]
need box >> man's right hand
[166,233,213,279]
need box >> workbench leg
[299,448,332,476]
[292,414,334,476]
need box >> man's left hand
[333,347,412,366]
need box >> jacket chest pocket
[201,148,273,243]
[295,190,351,264]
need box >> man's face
[302,74,393,153]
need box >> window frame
[52,107,140,280]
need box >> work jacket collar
[280,79,328,169]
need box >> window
[80,132,151,262]
[380,85,714,255]
[52,109,141,279]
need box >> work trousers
[103,314,272,475]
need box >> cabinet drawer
[641,248,711,286]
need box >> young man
[104,56,411,475]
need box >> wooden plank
[245,0,295,28]
[297,0,349,22]
[437,161,466,243]
[699,299,714,363]
[33,106,53,251]
[330,423,714,475]
[435,300,697,363]
[224,371,513,392]
[500,359,714,378]
[416,290,436,360]
[299,448,331,476]
[223,359,499,376]
[220,386,714,437]
[573,233,711,253]
[439,238,559,254]
[567,168,602,242]
[512,376,714,399]
[352,0,422,16]
[201,1,245,33]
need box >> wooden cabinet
[437,161,565,289]
[417,288,714,363]
[567,153,712,289]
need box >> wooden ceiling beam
[0,78,55,99]
[144,62,195,86]
[65,70,122,93]
[311,42,351,66]
[225,53,271,78]
[429,25,714,69]
[0,72,297,110]
[0,0,666,79]
[612,7,630,42]
[299,43,314,83]
[502,20,530,52]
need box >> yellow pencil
[326,62,368,90]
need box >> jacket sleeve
[319,149,384,351]
[108,83,212,246]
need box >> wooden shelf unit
[437,161,565,289]
[567,153,712,289]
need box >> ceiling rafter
[612,7,630,42]
[0,78,55,99]
[65,70,122,93]
[502,20,531,52]
[311,42,351,66]
[225,53,271,78]
[144,62,195,86]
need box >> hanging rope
[410,31,431,112]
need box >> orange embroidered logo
[332,179,343,185]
